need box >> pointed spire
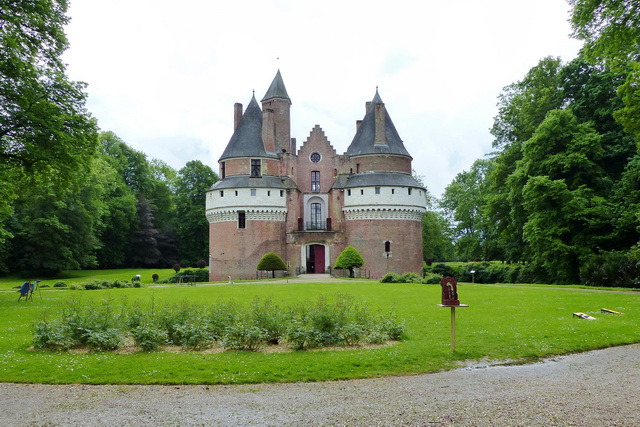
[261,69,291,103]
[346,88,411,158]
[219,93,273,161]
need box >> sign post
[438,276,469,352]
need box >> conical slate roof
[346,90,411,158]
[261,69,291,103]
[219,95,275,161]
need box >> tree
[174,161,218,266]
[569,0,640,69]
[257,253,287,278]
[334,246,364,278]
[0,0,98,263]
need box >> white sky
[62,0,582,196]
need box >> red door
[314,245,325,274]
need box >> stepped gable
[219,94,277,161]
[261,69,291,103]
[346,89,411,158]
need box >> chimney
[290,137,297,155]
[365,101,371,112]
[234,103,242,130]
[262,109,276,153]
[356,120,363,132]
[374,102,387,145]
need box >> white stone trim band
[206,208,287,223]
[343,207,425,221]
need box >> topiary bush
[53,281,67,288]
[380,272,399,283]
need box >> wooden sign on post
[438,277,468,352]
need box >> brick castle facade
[206,71,426,280]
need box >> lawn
[0,280,638,384]
[0,268,180,291]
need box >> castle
[206,71,426,280]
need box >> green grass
[0,280,638,385]
[0,269,179,290]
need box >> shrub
[196,260,207,269]
[580,251,640,288]
[250,298,287,344]
[337,323,364,346]
[131,325,168,352]
[83,281,103,290]
[39,284,50,288]
[33,321,75,351]
[431,263,456,277]
[152,273,159,282]
[173,264,181,273]
[222,324,266,351]
[86,328,123,351]
[173,323,214,350]
[398,272,421,283]
[53,281,67,288]
[334,246,364,278]
[380,272,399,283]
[256,253,287,278]
[421,273,442,284]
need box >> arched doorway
[306,244,325,274]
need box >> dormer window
[251,159,261,177]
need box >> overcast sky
[62,0,583,196]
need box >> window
[251,159,261,177]
[408,188,412,195]
[250,189,256,196]
[310,152,321,163]
[392,188,395,194]
[311,171,320,192]
[347,189,351,196]
[310,203,322,230]
[267,190,271,196]
[385,241,391,252]
[221,162,226,179]
[356,163,360,173]
[238,211,246,229]
[280,190,284,197]
[360,189,364,195]
[375,187,380,194]
[220,190,224,197]
[235,191,238,196]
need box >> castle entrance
[306,244,325,274]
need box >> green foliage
[222,324,266,351]
[333,246,364,277]
[174,161,219,266]
[53,281,67,288]
[580,251,640,287]
[32,321,74,351]
[256,253,287,278]
[131,325,168,352]
[569,0,640,69]
[380,272,400,283]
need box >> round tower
[341,90,426,278]
[206,73,294,281]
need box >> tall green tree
[174,160,218,266]
[0,0,98,268]
[440,159,494,261]
[334,246,364,278]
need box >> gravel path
[1,343,638,426]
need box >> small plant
[131,325,168,352]
[86,328,123,351]
[398,272,421,283]
[152,273,159,282]
[196,260,207,269]
[33,321,75,351]
[173,264,181,273]
[222,324,266,351]
[53,281,67,288]
[380,272,399,283]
